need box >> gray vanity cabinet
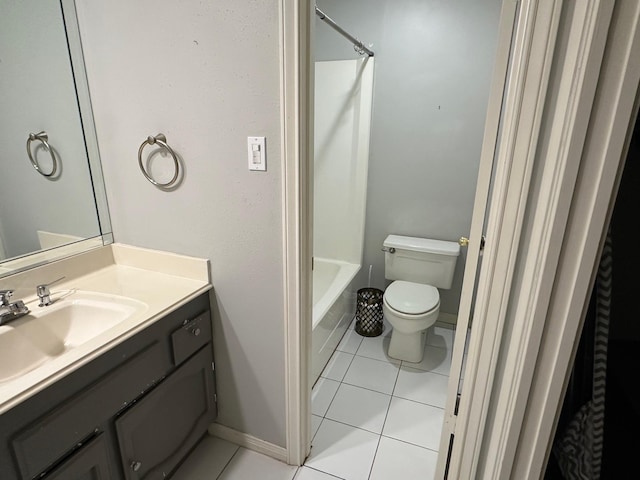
[0,292,217,480]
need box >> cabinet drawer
[171,310,211,365]
[44,433,112,480]
[13,341,167,480]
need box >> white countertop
[0,243,211,414]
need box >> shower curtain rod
[315,6,375,57]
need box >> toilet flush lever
[381,246,396,253]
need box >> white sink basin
[0,291,147,383]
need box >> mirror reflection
[0,0,103,267]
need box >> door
[435,0,519,476]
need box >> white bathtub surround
[312,58,375,386]
[313,58,373,265]
[311,259,360,384]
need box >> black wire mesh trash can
[355,287,384,337]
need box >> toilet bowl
[382,235,459,363]
[383,280,440,362]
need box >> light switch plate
[247,136,266,171]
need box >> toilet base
[388,328,427,363]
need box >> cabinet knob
[191,327,201,336]
[131,461,142,472]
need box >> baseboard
[208,423,288,463]
[437,312,458,327]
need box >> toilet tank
[383,235,460,289]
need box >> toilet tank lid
[384,235,460,256]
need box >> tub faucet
[0,290,30,326]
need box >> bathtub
[311,258,360,386]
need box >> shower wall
[312,57,374,386]
[315,0,502,316]
[314,58,374,265]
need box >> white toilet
[382,234,460,363]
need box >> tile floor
[173,321,456,480]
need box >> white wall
[75,0,286,447]
[0,0,100,260]
[315,0,502,314]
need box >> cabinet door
[13,342,166,480]
[115,346,216,480]
[45,434,113,480]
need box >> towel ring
[27,131,57,177]
[137,133,180,187]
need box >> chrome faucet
[0,290,30,326]
[36,277,65,307]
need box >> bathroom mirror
[0,0,111,277]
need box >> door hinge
[211,361,215,371]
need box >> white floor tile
[312,415,323,440]
[336,328,364,354]
[218,447,297,480]
[321,351,354,381]
[426,325,455,351]
[311,377,340,416]
[172,435,239,480]
[325,383,391,434]
[343,355,400,395]
[369,436,438,480]
[355,332,399,364]
[382,397,444,450]
[394,366,450,408]
[403,345,451,376]
[306,419,379,480]
[294,466,343,479]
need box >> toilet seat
[384,280,439,315]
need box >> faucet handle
[36,277,65,307]
[36,277,65,294]
[0,290,14,305]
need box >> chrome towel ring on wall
[138,133,180,188]
[26,131,57,177]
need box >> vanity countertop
[0,243,211,415]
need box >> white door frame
[281,0,313,466]
[443,0,566,476]
[463,0,618,476]
[507,1,640,477]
